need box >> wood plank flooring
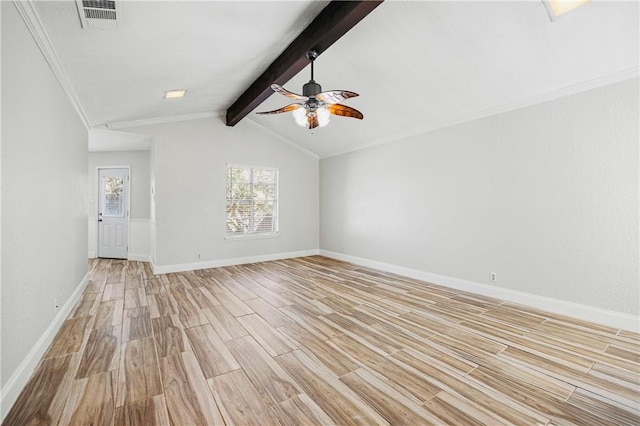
[4,256,639,425]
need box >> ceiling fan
[256,50,363,129]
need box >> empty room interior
[1,0,639,424]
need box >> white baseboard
[152,249,320,275]
[0,271,91,421]
[128,253,151,262]
[319,250,640,333]
[89,253,149,262]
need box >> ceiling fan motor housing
[303,80,322,97]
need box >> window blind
[226,165,278,236]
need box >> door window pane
[104,176,124,217]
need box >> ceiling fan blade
[316,90,359,104]
[256,103,304,115]
[326,104,363,120]
[308,114,320,129]
[271,84,307,101]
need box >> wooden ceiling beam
[225,0,384,127]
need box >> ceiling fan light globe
[292,107,308,127]
[317,107,330,127]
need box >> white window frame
[225,164,279,241]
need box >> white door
[98,168,129,259]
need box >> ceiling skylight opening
[163,89,187,99]
[543,0,591,21]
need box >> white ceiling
[34,1,639,157]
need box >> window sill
[225,232,280,241]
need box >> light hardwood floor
[3,256,639,425]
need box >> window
[226,165,278,238]
[103,176,124,217]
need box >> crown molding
[323,68,640,159]
[107,111,224,130]
[108,111,319,159]
[13,0,91,130]
[244,118,319,159]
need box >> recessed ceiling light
[543,0,590,21]
[163,89,187,99]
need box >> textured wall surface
[321,78,639,315]
[1,2,88,386]
[128,118,319,268]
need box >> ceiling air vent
[76,0,118,30]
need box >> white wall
[128,118,319,271]
[1,0,88,390]
[320,78,639,317]
[88,150,151,260]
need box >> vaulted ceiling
[32,1,639,158]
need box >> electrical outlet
[197,253,201,259]
[340,246,344,253]
[490,272,497,282]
